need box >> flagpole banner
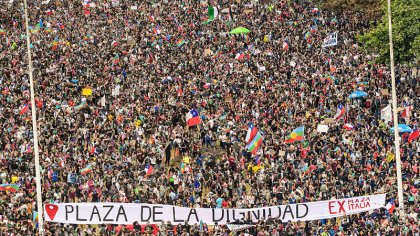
[322,32,338,48]
[44,194,385,225]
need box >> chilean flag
[343,124,354,130]
[153,25,161,35]
[144,164,153,176]
[282,42,289,50]
[385,199,395,214]
[186,109,201,126]
[19,104,29,115]
[334,104,345,120]
[111,40,118,47]
[235,53,245,60]
[245,123,258,145]
[408,127,419,143]
[177,88,183,97]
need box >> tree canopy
[357,0,420,65]
[321,0,382,18]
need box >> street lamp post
[387,0,405,218]
[23,0,45,234]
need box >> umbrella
[390,124,412,133]
[348,91,368,99]
[229,27,250,34]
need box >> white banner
[44,194,386,225]
[322,32,338,48]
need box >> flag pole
[23,0,45,234]
[387,0,405,218]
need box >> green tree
[357,0,420,65]
[321,0,382,18]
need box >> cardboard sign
[244,9,253,14]
[381,89,389,96]
[323,118,336,124]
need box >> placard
[381,89,389,96]
[317,124,329,133]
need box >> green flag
[203,6,218,25]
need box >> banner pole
[23,0,45,234]
[387,0,405,218]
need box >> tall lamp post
[23,0,45,234]
[387,0,405,218]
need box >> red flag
[148,53,154,64]
[19,104,29,115]
[401,106,413,118]
[408,128,419,143]
[83,7,90,16]
[177,88,183,97]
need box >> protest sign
[111,0,119,7]
[322,32,338,48]
[82,88,92,96]
[381,89,389,95]
[317,124,329,133]
[44,194,385,225]
[323,118,336,124]
[386,151,395,163]
[244,9,253,14]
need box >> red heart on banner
[45,204,59,220]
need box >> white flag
[381,104,392,124]
[100,96,106,107]
[112,85,120,96]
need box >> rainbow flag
[322,75,334,83]
[29,26,40,34]
[304,31,311,40]
[246,131,263,154]
[80,164,92,175]
[180,162,185,173]
[176,39,186,47]
[285,126,304,143]
[301,165,309,174]
[33,211,39,223]
[83,35,92,41]
[33,211,39,228]
[0,184,20,192]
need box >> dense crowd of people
[0,0,419,235]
